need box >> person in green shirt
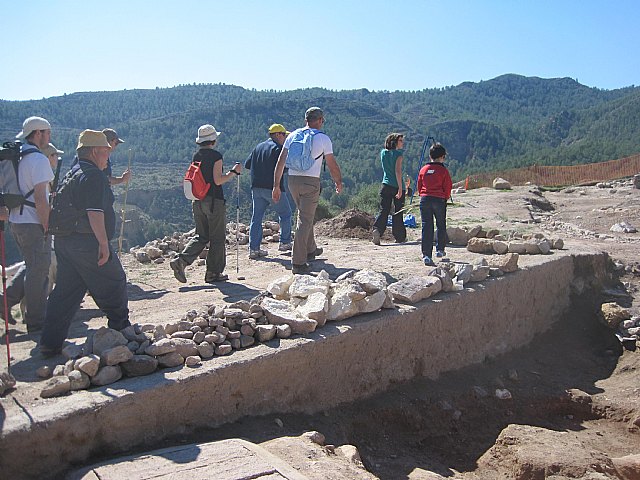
[372,133,406,244]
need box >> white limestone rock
[507,241,527,254]
[289,274,331,298]
[171,338,199,358]
[185,356,201,367]
[215,342,233,356]
[266,275,295,299]
[276,324,292,338]
[261,297,318,334]
[356,290,387,314]
[454,263,474,284]
[493,177,512,190]
[196,342,215,359]
[352,270,387,294]
[446,227,469,246]
[492,240,509,254]
[296,292,329,326]
[388,276,442,304]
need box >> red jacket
[417,162,452,199]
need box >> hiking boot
[249,249,268,259]
[307,247,323,261]
[423,256,436,267]
[278,243,292,252]
[39,345,61,358]
[372,230,381,245]
[205,273,229,283]
[292,263,311,274]
[435,250,446,258]
[170,257,187,283]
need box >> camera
[0,141,22,162]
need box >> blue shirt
[245,138,286,190]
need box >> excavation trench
[0,251,617,479]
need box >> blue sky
[2,0,639,101]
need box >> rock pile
[38,258,527,397]
[600,302,640,345]
[445,224,564,255]
[130,221,285,264]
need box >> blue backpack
[285,128,324,171]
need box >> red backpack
[183,161,210,200]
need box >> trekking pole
[0,221,12,376]
[235,165,241,277]
[410,136,434,204]
[118,149,133,256]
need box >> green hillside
[1,74,639,254]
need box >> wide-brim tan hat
[41,143,64,157]
[196,124,221,143]
[76,130,111,150]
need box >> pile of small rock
[37,257,527,398]
[444,224,564,255]
[600,302,640,346]
[130,221,285,264]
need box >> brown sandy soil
[1,181,639,479]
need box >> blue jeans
[40,234,129,351]
[249,188,292,251]
[420,196,447,259]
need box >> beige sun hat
[196,124,221,143]
[41,143,64,157]
[76,130,111,150]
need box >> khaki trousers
[287,175,320,265]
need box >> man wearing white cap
[8,116,54,333]
[40,130,130,357]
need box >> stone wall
[0,252,608,480]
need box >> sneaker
[278,243,292,252]
[292,263,311,274]
[372,230,381,245]
[205,273,229,283]
[249,249,268,259]
[307,247,323,261]
[423,256,436,267]
[170,257,187,283]
[435,250,446,258]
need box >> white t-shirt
[285,128,333,178]
[9,149,54,224]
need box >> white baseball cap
[16,116,51,140]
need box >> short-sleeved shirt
[244,138,285,190]
[9,146,54,224]
[285,128,333,178]
[71,159,116,239]
[380,148,404,189]
[193,148,224,200]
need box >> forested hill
[1,74,639,185]
[1,74,639,251]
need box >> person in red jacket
[417,142,452,266]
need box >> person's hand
[0,206,8,221]
[232,163,242,175]
[97,242,110,266]
[405,175,411,189]
[272,186,281,202]
[335,182,343,194]
[121,169,132,184]
[395,190,403,200]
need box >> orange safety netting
[465,153,640,189]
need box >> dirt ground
[2,180,640,479]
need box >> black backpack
[0,141,40,211]
[48,166,93,236]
